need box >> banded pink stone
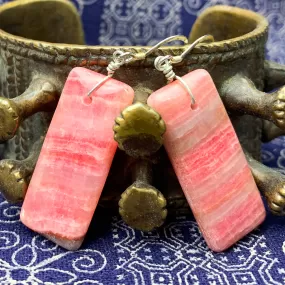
[20,67,134,250]
[147,69,265,252]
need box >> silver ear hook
[154,34,214,107]
[87,51,135,97]
[87,35,189,97]
[144,35,188,57]
[154,56,197,106]
[171,34,214,64]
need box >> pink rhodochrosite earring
[20,50,136,250]
[147,35,266,252]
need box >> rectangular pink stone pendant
[20,67,134,250]
[147,69,265,252]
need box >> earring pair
[20,35,266,252]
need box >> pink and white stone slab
[21,67,134,250]
[147,69,266,252]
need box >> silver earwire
[87,51,134,97]
[154,55,196,105]
[87,35,189,97]
[154,34,214,107]
[154,55,175,82]
[144,35,188,58]
[171,34,214,64]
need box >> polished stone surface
[20,67,134,250]
[148,69,266,251]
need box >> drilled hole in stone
[191,103,199,110]
[82,96,92,105]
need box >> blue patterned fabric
[0,0,285,284]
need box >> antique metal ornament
[114,102,166,158]
[0,78,58,142]
[119,159,167,232]
[0,137,43,203]
[1,0,285,233]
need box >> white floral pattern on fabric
[0,201,107,285]
[98,0,183,45]
[113,216,285,285]
[0,197,283,284]
[98,0,285,63]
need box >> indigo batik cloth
[0,0,285,284]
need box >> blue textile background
[0,0,285,284]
